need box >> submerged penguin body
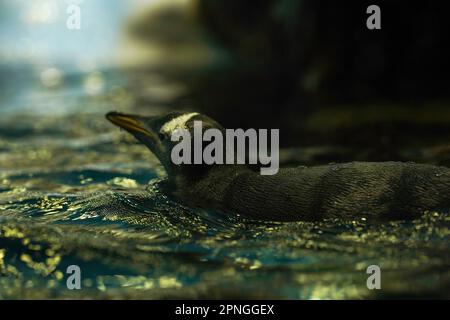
[106,111,450,221]
[219,162,450,221]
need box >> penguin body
[221,162,450,220]
[106,111,450,221]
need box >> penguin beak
[106,112,160,145]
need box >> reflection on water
[0,68,449,299]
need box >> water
[0,68,449,299]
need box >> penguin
[106,111,450,221]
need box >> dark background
[1,0,449,161]
[128,0,450,161]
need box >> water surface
[0,69,449,299]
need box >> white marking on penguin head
[160,112,199,135]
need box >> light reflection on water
[0,70,449,299]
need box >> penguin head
[106,111,224,182]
